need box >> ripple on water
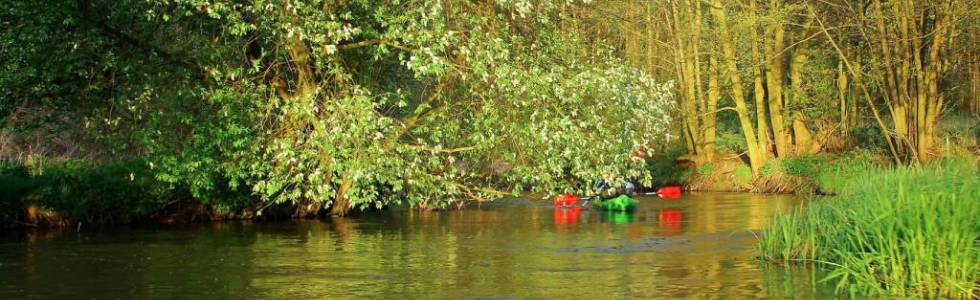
[0,192,835,299]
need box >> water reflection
[658,208,683,235]
[598,210,635,225]
[0,193,834,299]
[552,207,582,225]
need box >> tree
[710,0,766,174]
[2,0,674,215]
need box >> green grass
[759,157,979,298]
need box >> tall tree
[710,0,766,173]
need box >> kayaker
[588,175,638,211]
[594,173,615,198]
[594,176,637,198]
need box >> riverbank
[757,156,979,298]
[674,150,890,195]
[0,151,970,230]
[0,159,255,228]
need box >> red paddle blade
[657,186,682,199]
[552,194,580,206]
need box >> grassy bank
[674,150,888,194]
[758,157,979,298]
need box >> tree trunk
[788,46,810,154]
[749,0,771,158]
[711,0,765,174]
[867,0,950,163]
[704,56,721,161]
[763,8,790,157]
[670,0,708,161]
[837,58,850,134]
[330,177,353,216]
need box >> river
[0,193,834,299]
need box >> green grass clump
[698,162,716,176]
[759,157,979,298]
[813,149,882,195]
[781,154,831,178]
[734,165,752,185]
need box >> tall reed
[759,157,979,298]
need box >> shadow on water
[0,193,835,299]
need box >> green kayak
[592,194,637,211]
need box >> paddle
[650,186,682,199]
[544,186,682,207]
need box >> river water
[0,193,835,299]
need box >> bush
[646,143,691,186]
[715,130,747,154]
[851,126,889,151]
[0,161,34,223]
[813,149,884,194]
[31,159,172,223]
[759,160,780,177]
[780,154,831,178]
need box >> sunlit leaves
[7,0,673,213]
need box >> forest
[1,1,978,297]
[5,0,975,214]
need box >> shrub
[646,143,691,186]
[715,130,747,154]
[759,160,780,177]
[0,160,34,224]
[31,159,172,223]
[813,149,884,194]
[780,154,830,178]
[851,126,890,151]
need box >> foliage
[0,161,34,223]
[30,159,172,223]
[812,149,883,194]
[2,0,673,214]
[697,163,716,176]
[758,160,779,177]
[646,143,689,186]
[850,126,890,151]
[714,130,747,154]
[780,154,830,178]
[733,165,752,184]
[759,157,979,298]
[936,113,980,151]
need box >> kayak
[592,194,636,211]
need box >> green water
[0,193,834,299]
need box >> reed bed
[759,157,979,298]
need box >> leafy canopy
[3,0,673,213]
